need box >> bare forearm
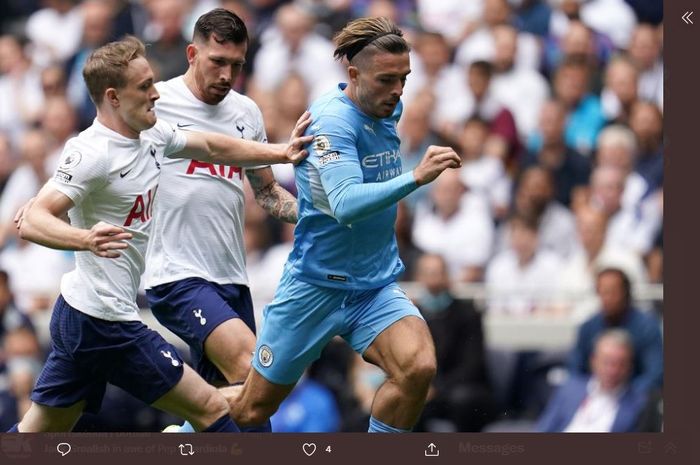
[20,208,86,251]
[205,133,286,167]
[254,181,298,223]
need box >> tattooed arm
[246,167,298,223]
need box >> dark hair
[469,60,494,79]
[83,35,146,105]
[509,212,540,232]
[333,17,409,64]
[193,8,248,45]
[597,267,632,306]
[0,269,8,288]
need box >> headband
[346,31,397,62]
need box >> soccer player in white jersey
[144,9,296,433]
[7,36,311,432]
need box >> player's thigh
[152,364,228,427]
[351,284,436,379]
[18,400,86,432]
[252,273,343,385]
[204,317,256,382]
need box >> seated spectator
[551,56,606,155]
[538,329,648,432]
[412,170,494,283]
[523,99,591,207]
[497,166,577,259]
[486,213,561,315]
[458,117,511,219]
[0,134,15,196]
[413,254,496,432]
[629,100,663,192]
[142,0,190,81]
[595,125,649,209]
[557,206,648,317]
[588,166,660,257]
[24,0,83,67]
[488,25,549,138]
[627,24,663,107]
[601,57,639,126]
[567,268,663,394]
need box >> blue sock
[368,416,411,433]
[241,420,272,433]
[7,423,19,432]
[178,421,195,433]
[202,414,240,432]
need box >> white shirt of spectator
[563,379,622,432]
[50,119,186,322]
[416,0,483,44]
[25,5,83,67]
[145,77,266,289]
[485,249,561,315]
[490,66,549,137]
[455,27,542,71]
[412,193,494,279]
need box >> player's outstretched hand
[85,221,133,258]
[413,145,462,186]
[14,197,36,230]
[285,111,314,165]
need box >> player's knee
[403,354,437,389]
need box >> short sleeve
[152,119,187,158]
[48,141,109,205]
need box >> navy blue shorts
[31,295,184,413]
[146,277,256,385]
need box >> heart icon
[302,443,316,456]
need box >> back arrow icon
[683,11,694,24]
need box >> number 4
[325,446,332,453]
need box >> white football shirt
[50,119,186,321]
[144,76,267,289]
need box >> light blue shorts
[252,272,423,385]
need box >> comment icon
[57,442,71,457]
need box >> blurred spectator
[0,270,42,419]
[413,254,496,432]
[595,125,648,208]
[401,31,469,128]
[40,96,78,170]
[0,130,51,246]
[0,134,15,195]
[567,268,663,394]
[557,206,647,317]
[412,169,494,283]
[394,201,422,281]
[523,99,591,207]
[552,55,606,155]
[270,373,341,432]
[24,0,82,67]
[514,0,552,37]
[66,0,115,130]
[0,34,45,146]
[252,2,344,100]
[588,166,660,256]
[497,166,577,259]
[142,0,191,80]
[549,0,637,50]
[629,100,662,192]
[415,0,483,47]
[488,25,549,138]
[485,213,561,315]
[455,0,541,71]
[601,56,639,125]
[627,23,663,107]
[472,61,524,165]
[538,329,648,432]
[40,64,67,99]
[458,117,511,219]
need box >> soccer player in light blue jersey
[228,17,462,433]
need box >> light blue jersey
[287,83,417,290]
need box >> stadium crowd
[0,0,663,432]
